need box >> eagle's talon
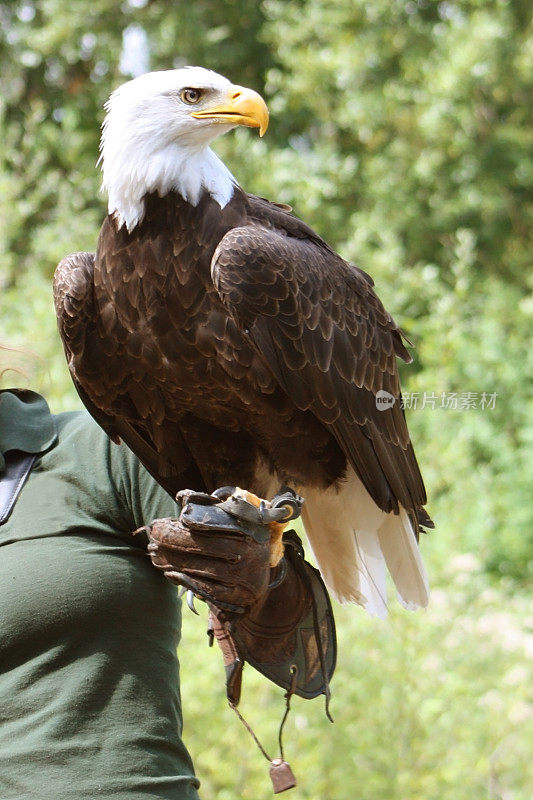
[177,489,219,508]
[211,485,237,502]
[270,488,304,522]
[186,590,200,615]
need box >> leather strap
[0,451,36,525]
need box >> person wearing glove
[0,388,200,800]
[0,387,335,799]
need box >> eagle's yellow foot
[235,487,303,568]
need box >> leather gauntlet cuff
[226,530,336,703]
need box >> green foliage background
[1,1,531,797]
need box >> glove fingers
[163,571,247,614]
[148,538,241,565]
[149,543,266,606]
[147,516,271,610]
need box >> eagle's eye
[180,87,203,104]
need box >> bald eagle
[54,67,433,616]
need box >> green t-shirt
[0,390,201,799]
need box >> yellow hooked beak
[191,85,269,137]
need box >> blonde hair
[0,344,40,387]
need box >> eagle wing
[211,221,430,531]
[53,251,198,497]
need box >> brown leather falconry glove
[147,489,272,613]
[146,488,336,709]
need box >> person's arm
[107,436,180,526]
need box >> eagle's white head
[100,66,269,231]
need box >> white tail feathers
[300,466,429,616]
[377,505,429,611]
